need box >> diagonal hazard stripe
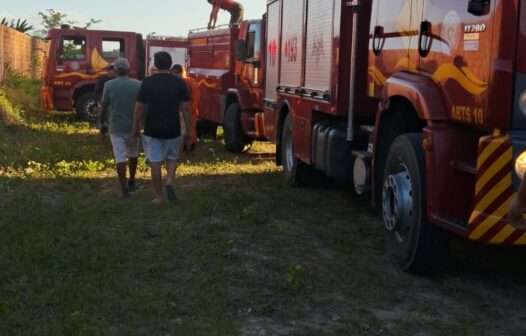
[489,224,516,244]
[476,148,512,194]
[514,232,526,245]
[474,173,512,213]
[476,143,511,181]
[503,230,526,245]
[469,193,515,240]
[475,168,511,205]
[478,136,493,155]
[469,186,515,229]
[476,136,509,171]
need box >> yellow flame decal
[370,60,488,95]
[432,63,488,95]
[394,57,417,73]
[91,48,109,72]
[368,66,387,86]
[54,71,106,80]
[460,66,487,87]
[196,79,217,89]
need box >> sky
[0,1,266,37]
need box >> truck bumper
[468,134,526,245]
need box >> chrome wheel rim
[382,163,414,243]
[84,99,99,121]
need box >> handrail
[189,24,231,34]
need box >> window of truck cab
[246,22,261,61]
[102,38,125,60]
[59,36,86,61]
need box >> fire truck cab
[266,0,526,272]
[41,27,145,120]
[41,27,187,121]
[187,20,269,153]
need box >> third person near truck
[99,58,141,198]
[171,64,199,152]
[207,0,244,29]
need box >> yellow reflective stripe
[469,194,514,240]
[514,233,526,245]
[490,225,515,244]
[476,148,512,195]
[474,173,511,212]
[476,137,508,169]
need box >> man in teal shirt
[99,58,141,198]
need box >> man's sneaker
[165,185,178,202]
[128,179,138,192]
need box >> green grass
[3,84,526,335]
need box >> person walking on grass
[133,51,191,204]
[207,0,244,29]
[99,58,141,198]
[171,64,199,152]
[93,64,116,121]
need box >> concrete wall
[0,25,49,82]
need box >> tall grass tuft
[2,66,42,111]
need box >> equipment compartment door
[279,0,305,89]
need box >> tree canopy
[1,18,34,33]
[37,9,101,35]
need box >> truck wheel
[75,92,99,121]
[223,103,252,153]
[281,113,313,186]
[382,133,450,273]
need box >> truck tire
[223,103,252,153]
[281,113,314,186]
[75,92,99,121]
[382,133,450,273]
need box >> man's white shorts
[142,135,181,163]
[110,134,139,164]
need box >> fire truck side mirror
[467,0,490,16]
[235,40,248,62]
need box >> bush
[2,66,42,109]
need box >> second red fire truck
[187,21,267,152]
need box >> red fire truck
[256,0,526,272]
[40,27,187,120]
[187,21,267,152]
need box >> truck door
[418,0,495,128]
[241,21,262,98]
[55,34,89,87]
[368,0,415,98]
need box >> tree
[1,17,34,33]
[37,9,101,35]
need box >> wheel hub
[382,165,414,240]
[84,100,99,120]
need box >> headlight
[520,91,526,115]
[515,151,526,180]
